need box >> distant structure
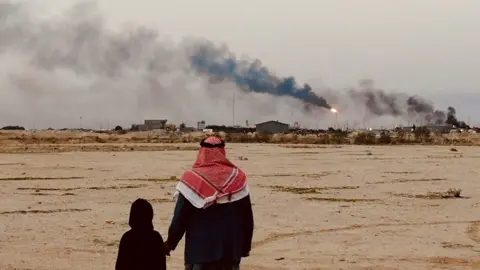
[181,127,196,132]
[131,119,167,131]
[245,120,256,128]
[255,120,289,134]
[197,120,206,130]
[130,124,148,131]
[144,119,167,130]
[424,124,455,133]
[396,126,415,132]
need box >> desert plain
[1,139,480,269]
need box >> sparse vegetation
[305,197,380,202]
[414,126,433,143]
[0,129,479,148]
[119,177,179,182]
[377,132,392,144]
[0,208,91,215]
[445,188,462,198]
[368,177,447,184]
[266,185,359,194]
[16,184,147,191]
[354,132,376,145]
[0,176,84,181]
[93,238,120,247]
[391,188,466,199]
[149,198,173,203]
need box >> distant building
[425,124,455,133]
[144,119,167,130]
[255,120,289,134]
[181,127,195,132]
[396,126,415,132]
[131,124,149,131]
[197,121,206,130]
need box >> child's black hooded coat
[115,199,167,270]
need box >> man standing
[165,136,254,270]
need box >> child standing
[115,199,167,270]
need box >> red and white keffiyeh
[174,136,249,208]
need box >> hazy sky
[36,0,480,92]
[4,0,480,127]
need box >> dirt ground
[1,143,480,270]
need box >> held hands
[164,240,171,256]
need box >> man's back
[167,194,254,265]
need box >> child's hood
[129,198,154,230]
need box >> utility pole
[232,91,235,126]
[335,113,338,129]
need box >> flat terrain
[1,144,480,270]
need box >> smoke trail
[188,39,332,110]
[348,79,404,117]
[348,79,469,128]
[0,1,320,129]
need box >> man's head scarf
[177,136,248,208]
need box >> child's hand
[164,241,171,256]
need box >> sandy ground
[1,144,480,270]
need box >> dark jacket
[115,199,167,270]
[116,230,166,270]
[166,194,254,264]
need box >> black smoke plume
[349,79,469,128]
[189,40,332,110]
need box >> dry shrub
[354,132,376,145]
[396,130,407,143]
[414,126,432,143]
[254,133,272,143]
[330,131,349,144]
[376,132,392,144]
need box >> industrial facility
[123,116,478,136]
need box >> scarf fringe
[173,182,250,209]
